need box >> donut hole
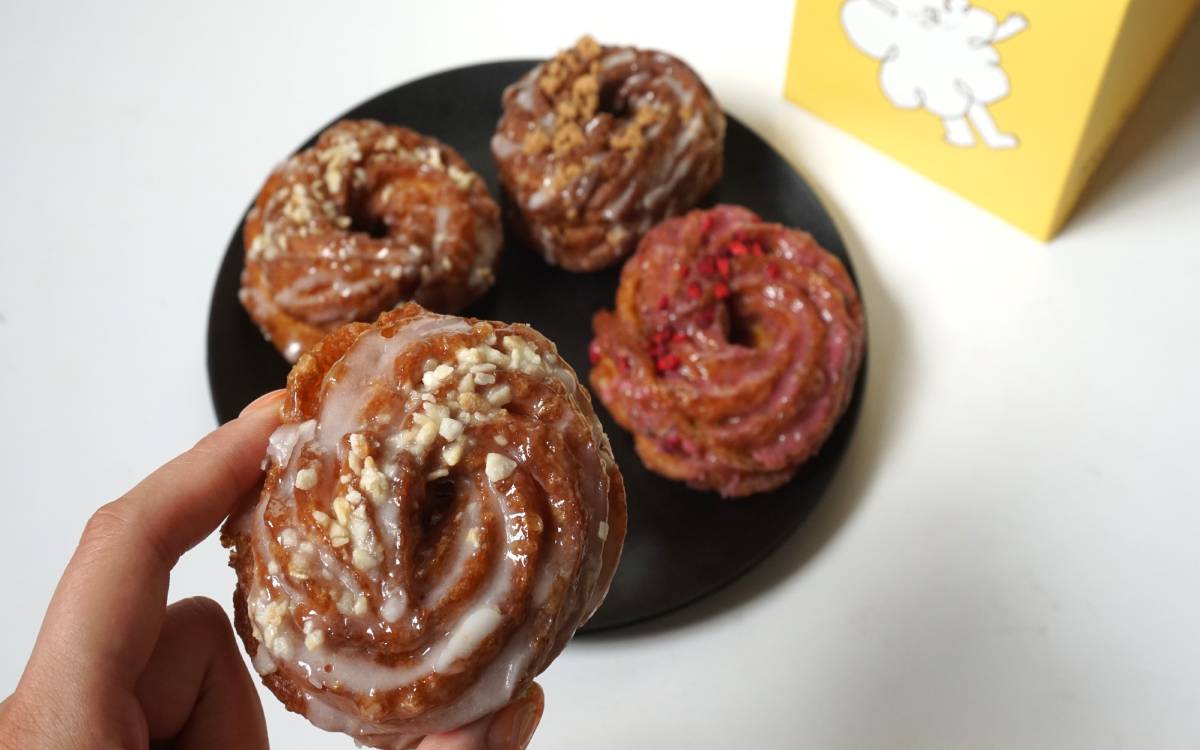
[347,199,391,240]
[597,80,632,118]
[723,300,760,349]
[413,476,459,577]
[422,476,457,530]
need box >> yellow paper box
[785,0,1197,239]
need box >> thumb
[418,683,544,750]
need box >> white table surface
[3,2,1199,747]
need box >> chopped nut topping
[442,441,464,467]
[304,627,325,651]
[282,185,314,225]
[610,122,644,152]
[352,547,378,570]
[422,364,455,389]
[456,346,482,366]
[295,465,318,491]
[575,34,602,62]
[555,100,578,120]
[552,122,585,155]
[414,420,438,452]
[287,558,309,580]
[439,418,464,441]
[570,74,599,121]
[522,129,550,155]
[552,162,583,191]
[447,164,474,191]
[539,63,568,97]
[502,335,543,373]
[332,497,351,526]
[329,522,350,547]
[458,392,482,412]
[457,372,476,393]
[487,384,512,406]
[359,457,389,503]
[485,453,517,482]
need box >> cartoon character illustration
[841,0,1028,148]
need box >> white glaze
[435,607,503,674]
[600,48,637,70]
[490,133,520,160]
[241,312,621,745]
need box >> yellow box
[785,0,1197,239]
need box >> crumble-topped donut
[492,36,725,272]
[240,120,502,362]
[222,303,626,749]
[589,205,865,498]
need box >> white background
[2,2,1199,748]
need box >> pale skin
[0,391,542,750]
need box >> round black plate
[207,60,865,633]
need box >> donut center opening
[724,301,759,349]
[597,81,632,118]
[422,476,456,530]
[413,476,458,579]
[347,200,391,240]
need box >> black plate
[207,60,865,633]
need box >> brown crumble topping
[570,74,599,121]
[552,162,583,191]
[609,105,666,155]
[522,129,550,155]
[538,35,603,96]
[552,122,585,155]
[575,34,602,62]
[609,122,644,152]
[555,100,578,120]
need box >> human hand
[0,391,543,749]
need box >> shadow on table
[1069,12,1200,229]
[585,182,915,641]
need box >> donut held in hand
[589,205,865,498]
[240,120,502,362]
[492,36,725,272]
[223,304,626,748]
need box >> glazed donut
[492,36,725,272]
[589,205,865,498]
[240,120,502,362]
[222,304,625,749]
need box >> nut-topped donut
[492,36,725,272]
[589,205,865,498]
[223,303,626,748]
[240,120,502,362]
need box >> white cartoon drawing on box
[841,0,1028,148]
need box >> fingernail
[487,683,543,750]
[239,389,286,417]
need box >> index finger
[22,391,284,692]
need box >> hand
[0,391,543,749]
